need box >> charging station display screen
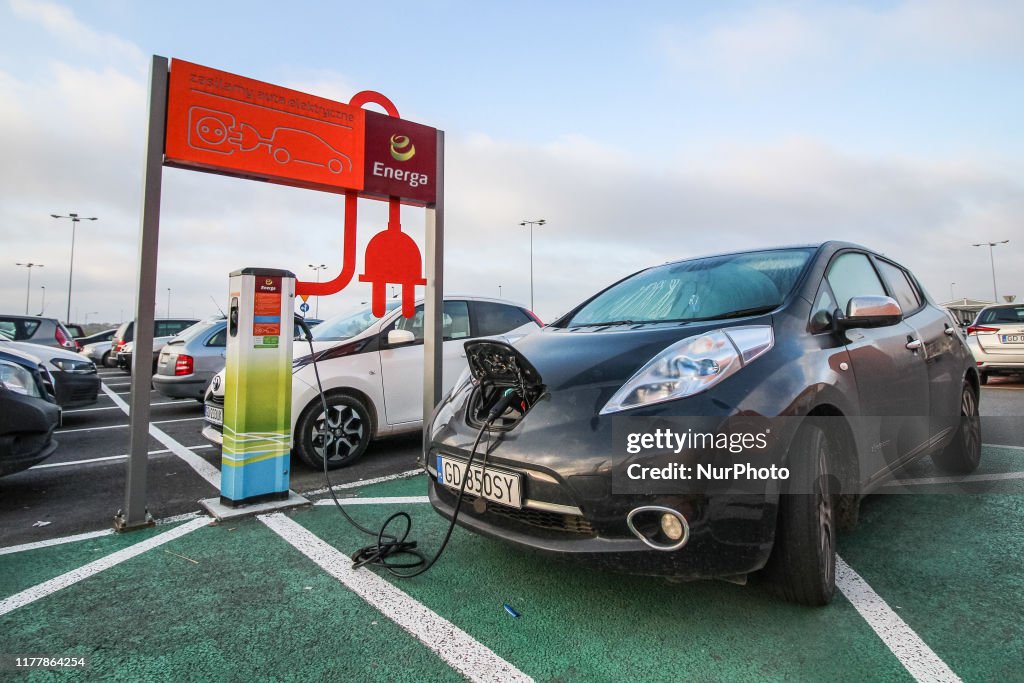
[253,276,282,339]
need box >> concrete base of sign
[199,491,310,521]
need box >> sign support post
[115,55,168,531]
[423,129,445,428]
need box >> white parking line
[64,401,193,414]
[260,513,533,683]
[0,512,203,556]
[313,496,429,506]
[302,469,423,497]
[884,471,1024,487]
[0,517,211,617]
[56,416,204,434]
[30,445,213,470]
[100,385,220,488]
[836,556,961,682]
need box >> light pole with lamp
[519,219,546,311]
[51,213,98,323]
[308,264,327,318]
[15,262,43,315]
[971,240,1009,302]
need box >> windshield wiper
[686,305,778,322]
[582,319,647,327]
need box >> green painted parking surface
[838,492,1024,683]
[1,447,1021,682]
[307,479,913,683]
[0,524,188,599]
[0,519,462,682]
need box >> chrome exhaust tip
[626,506,690,551]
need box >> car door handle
[906,339,923,350]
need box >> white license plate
[437,456,522,509]
[204,404,223,426]
[1000,334,1024,343]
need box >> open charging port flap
[463,339,545,430]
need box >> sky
[1,0,1022,327]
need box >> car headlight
[0,361,43,398]
[599,326,774,414]
[51,358,96,374]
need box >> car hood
[0,339,86,364]
[511,321,762,392]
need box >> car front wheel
[295,393,373,470]
[763,421,837,606]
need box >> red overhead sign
[164,60,437,205]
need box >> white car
[202,297,542,469]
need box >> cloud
[8,0,144,67]
[660,1,1024,85]
[2,1,1020,325]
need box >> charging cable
[297,319,504,578]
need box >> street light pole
[167,288,171,318]
[15,262,43,314]
[519,219,546,311]
[971,240,1010,301]
[51,213,98,323]
[950,282,956,302]
[39,286,46,315]
[308,264,327,318]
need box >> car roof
[655,241,874,269]
[0,314,59,322]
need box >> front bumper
[426,383,786,579]
[53,372,100,408]
[0,394,61,475]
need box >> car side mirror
[387,329,417,346]
[835,295,903,330]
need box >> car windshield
[312,302,401,341]
[567,248,814,327]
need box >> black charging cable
[297,317,502,578]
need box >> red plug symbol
[359,227,426,318]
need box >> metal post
[423,129,445,432]
[115,55,168,531]
[15,263,42,314]
[988,245,997,301]
[67,219,76,323]
[973,240,1009,302]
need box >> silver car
[80,340,115,368]
[967,304,1024,383]
[152,318,228,400]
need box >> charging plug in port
[463,340,545,430]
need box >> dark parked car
[0,339,99,408]
[76,328,117,346]
[426,242,980,606]
[1,351,61,475]
[0,314,79,351]
[112,318,200,374]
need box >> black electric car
[426,242,981,605]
